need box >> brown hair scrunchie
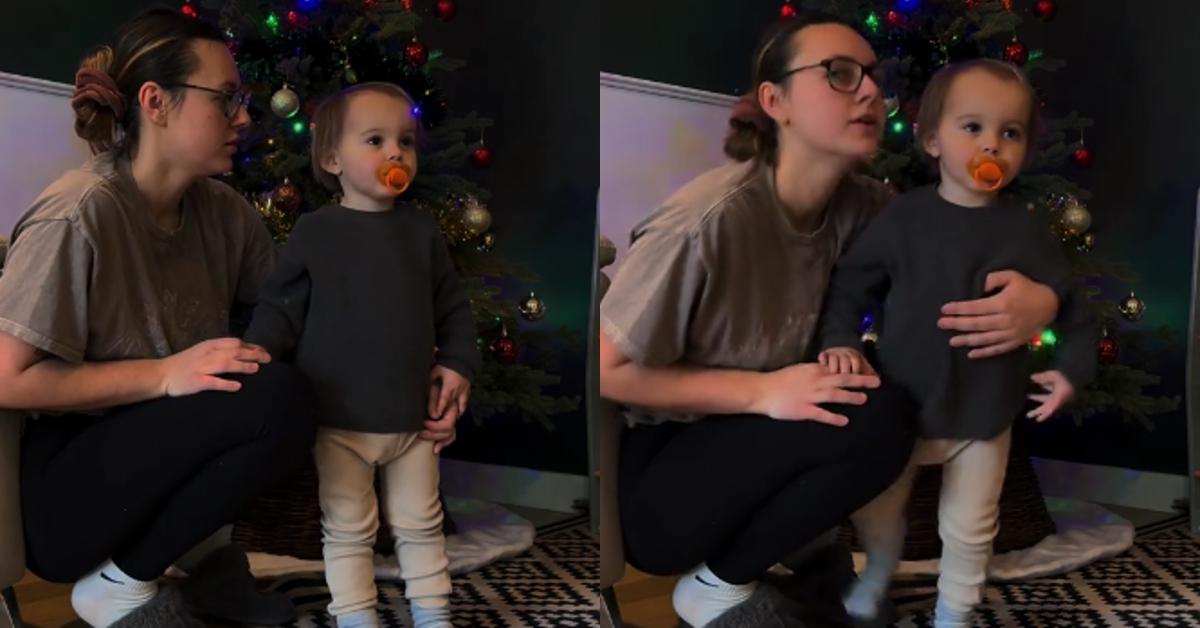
[72,67,128,122]
[729,92,772,134]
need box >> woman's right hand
[159,338,272,396]
[754,363,880,426]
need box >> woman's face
[768,24,884,163]
[159,39,251,176]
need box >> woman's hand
[753,363,880,426]
[938,270,1058,359]
[159,338,271,396]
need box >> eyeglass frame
[167,83,252,119]
[774,56,883,94]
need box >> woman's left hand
[937,270,1058,359]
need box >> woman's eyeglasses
[775,57,884,94]
[170,83,252,119]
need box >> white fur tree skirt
[854,497,1135,581]
[246,497,535,579]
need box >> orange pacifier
[377,162,412,195]
[967,154,1006,192]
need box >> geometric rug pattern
[260,516,598,627]
[886,515,1200,627]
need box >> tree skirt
[247,497,535,578]
[854,497,1134,581]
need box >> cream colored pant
[315,428,450,617]
[851,428,1012,612]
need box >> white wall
[0,72,92,235]
[598,73,736,274]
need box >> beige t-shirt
[0,152,275,363]
[600,159,889,425]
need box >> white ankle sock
[336,608,382,628]
[671,564,756,627]
[410,599,452,628]
[70,559,158,627]
[934,597,972,628]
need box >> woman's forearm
[600,358,768,416]
[0,356,166,413]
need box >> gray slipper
[676,584,808,628]
[109,585,205,628]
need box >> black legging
[619,381,915,585]
[20,361,318,583]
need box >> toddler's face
[924,69,1032,193]
[330,90,419,202]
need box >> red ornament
[1098,336,1119,365]
[434,0,457,21]
[286,10,309,28]
[406,38,428,66]
[1000,0,1013,10]
[1071,145,1094,168]
[470,145,493,168]
[491,334,518,365]
[273,182,302,214]
[779,2,797,19]
[1004,39,1028,66]
[364,0,378,7]
[400,0,413,10]
[1033,0,1057,21]
[226,39,238,55]
[181,2,197,17]
[886,10,907,27]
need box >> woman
[598,12,1060,628]
[0,9,458,627]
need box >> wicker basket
[838,421,1054,560]
[233,457,455,559]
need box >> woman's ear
[137,82,171,127]
[758,81,789,127]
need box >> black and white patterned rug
[261,516,598,627]
[886,514,1200,627]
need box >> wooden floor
[612,566,679,628]
[11,570,78,627]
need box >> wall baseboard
[440,459,589,514]
[1033,457,1188,514]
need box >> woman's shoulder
[18,154,125,228]
[634,160,765,240]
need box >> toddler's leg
[316,429,387,627]
[934,429,1012,628]
[382,435,452,628]
[844,455,919,622]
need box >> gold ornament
[1060,198,1092,236]
[270,85,300,118]
[462,198,492,236]
[1118,292,1146,322]
[518,292,546,321]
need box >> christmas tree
[791,0,1179,428]
[191,0,578,428]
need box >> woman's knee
[237,362,317,437]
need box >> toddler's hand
[429,365,471,420]
[818,347,875,376]
[1027,370,1075,422]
